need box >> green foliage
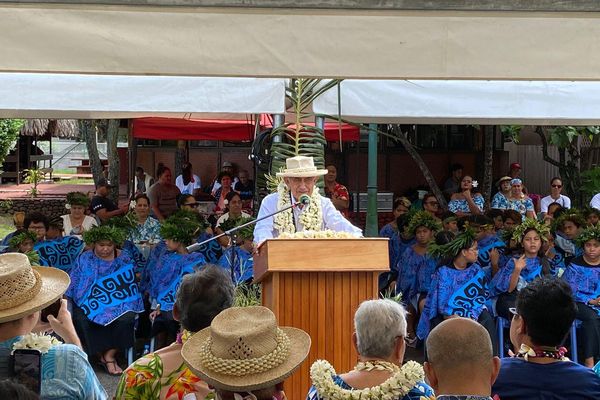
[24,168,45,198]
[428,227,476,260]
[500,125,522,143]
[0,119,23,167]
[580,167,600,199]
[66,191,90,207]
[9,230,37,249]
[549,126,600,147]
[233,283,262,307]
[83,225,127,247]
[575,224,600,248]
[219,216,255,240]
[160,210,204,245]
[406,210,442,235]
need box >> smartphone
[11,349,42,394]
[41,298,62,323]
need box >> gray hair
[354,299,407,359]
[175,264,235,332]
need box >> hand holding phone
[46,299,82,348]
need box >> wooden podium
[254,238,389,399]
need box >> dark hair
[485,209,504,220]
[502,210,522,223]
[23,212,49,230]
[516,277,576,347]
[218,171,233,184]
[393,197,411,210]
[0,380,39,399]
[422,193,437,208]
[450,163,463,173]
[156,164,170,179]
[550,176,562,185]
[182,162,193,186]
[440,211,456,221]
[547,202,563,215]
[225,190,241,205]
[134,193,150,205]
[135,166,145,174]
[434,230,456,266]
[178,194,195,208]
[396,213,411,233]
[175,264,235,332]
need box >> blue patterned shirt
[491,192,509,210]
[448,195,484,214]
[129,217,162,243]
[0,336,107,400]
[507,197,534,220]
[306,375,434,400]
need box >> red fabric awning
[132,117,255,141]
[132,116,360,142]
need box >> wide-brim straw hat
[0,253,70,323]
[496,176,512,187]
[276,156,328,178]
[182,306,311,392]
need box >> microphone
[298,194,311,206]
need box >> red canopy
[132,116,360,142]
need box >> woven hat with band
[182,306,311,392]
[0,253,70,323]
[276,156,328,178]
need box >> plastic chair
[497,317,510,358]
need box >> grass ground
[0,215,14,240]
[55,178,94,185]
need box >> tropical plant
[233,283,262,307]
[581,167,600,200]
[0,119,24,169]
[24,168,45,198]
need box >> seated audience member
[175,162,202,197]
[448,175,484,216]
[590,192,600,210]
[215,191,252,247]
[217,217,255,284]
[418,228,497,354]
[492,277,600,399]
[62,192,97,237]
[562,224,600,367]
[0,212,26,247]
[553,211,585,266]
[182,306,310,400]
[90,178,128,223]
[129,193,161,243]
[24,212,49,243]
[502,209,522,232]
[584,207,600,226]
[540,177,571,217]
[68,225,144,376]
[486,209,505,232]
[134,166,154,196]
[507,179,535,220]
[422,193,441,220]
[491,176,512,210]
[8,229,36,256]
[425,318,500,400]
[380,197,412,284]
[213,172,234,214]
[148,165,181,222]
[46,217,64,241]
[117,265,235,400]
[0,253,107,399]
[444,163,463,198]
[0,380,39,399]
[210,161,239,195]
[324,164,350,217]
[441,211,459,234]
[543,202,564,226]
[307,299,434,400]
[234,169,255,209]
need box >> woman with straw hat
[0,253,106,399]
[182,306,311,400]
[67,225,144,376]
[253,156,362,244]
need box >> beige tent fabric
[1,5,600,80]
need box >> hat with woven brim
[0,253,70,323]
[276,156,328,178]
[181,306,311,392]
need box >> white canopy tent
[312,80,600,126]
[0,73,286,119]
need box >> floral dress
[491,192,509,210]
[448,195,484,214]
[507,197,534,220]
[306,375,434,400]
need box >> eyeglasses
[509,307,519,319]
[185,203,198,208]
[552,184,562,188]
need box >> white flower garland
[278,230,355,239]
[310,359,424,400]
[12,332,62,354]
[273,182,323,234]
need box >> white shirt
[215,211,253,229]
[175,174,202,195]
[253,192,362,244]
[591,193,600,210]
[61,214,98,238]
[540,194,571,213]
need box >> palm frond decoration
[268,79,342,190]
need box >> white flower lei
[310,359,424,400]
[273,182,323,234]
[278,230,355,239]
[12,332,62,354]
[65,203,71,210]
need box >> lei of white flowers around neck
[12,332,62,354]
[278,230,355,239]
[310,359,424,400]
[273,182,323,234]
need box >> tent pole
[365,123,378,237]
[272,114,284,142]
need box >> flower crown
[406,211,441,235]
[552,210,585,233]
[65,191,90,208]
[512,218,550,243]
[428,227,476,259]
[575,224,600,248]
[219,216,255,240]
[103,212,138,232]
[9,230,37,249]
[83,225,127,247]
[160,210,205,245]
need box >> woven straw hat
[276,156,328,178]
[182,306,311,392]
[0,253,70,323]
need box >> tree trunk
[106,119,120,203]
[175,140,187,178]
[482,126,494,209]
[79,120,103,185]
[392,125,448,209]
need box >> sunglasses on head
[552,184,562,188]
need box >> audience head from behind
[511,277,576,352]
[425,317,500,398]
[182,306,310,400]
[23,212,49,242]
[502,209,522,231]
[0,380,39,400]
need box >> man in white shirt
[540,177,571,215]
[253,156,362,244]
